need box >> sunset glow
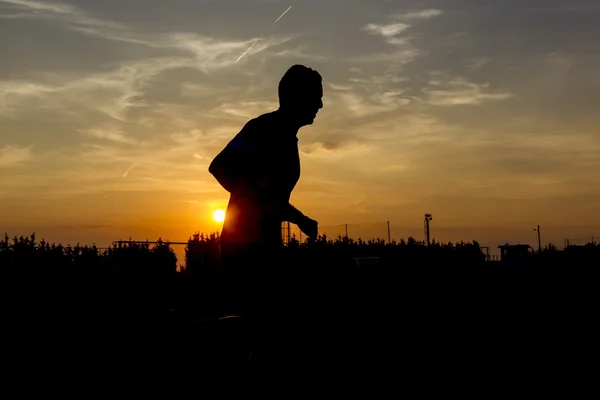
[1,0,599,254]
[212,210,226,224]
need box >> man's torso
[221,111,300,246]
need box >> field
[1,233,598,391]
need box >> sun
[212,209,226,223]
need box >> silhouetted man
[209,64,323,316]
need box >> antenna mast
[424,213,432,246]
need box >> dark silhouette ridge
[208,64,322,319]
[2,230,599,387]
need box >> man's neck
[277,108,302,134]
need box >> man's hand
[298,216,318,239]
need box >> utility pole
[387,221,391,244]
[345,223,348,238]
[534,225,541,252]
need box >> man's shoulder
[246,111,280,130]
[241,111,282,142]
[231,111,279,151]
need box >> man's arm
[208,144,239,194]
[208,122,263,196]
[281,203,305,224]
[284,203,318,238]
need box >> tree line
[1,232,598,278]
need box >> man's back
[210,110,300,247]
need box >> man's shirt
[210,110,301,246]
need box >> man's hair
[278,64,322,104]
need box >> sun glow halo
[212,209,226,223]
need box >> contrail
[122,163,134,178]
[236,39,258,63]
[235,39,259,62]
[236,5,293,62]
[273,5,292,25]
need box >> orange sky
[1,0,599,263]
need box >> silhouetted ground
[1,260,597,392]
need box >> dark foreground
[2,261,597,393]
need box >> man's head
[278,64,323,127]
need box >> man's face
[295,83,323,126]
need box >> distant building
[498,244,533,265]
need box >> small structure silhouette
[498,243,533,267]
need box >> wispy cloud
[209,100,278,120]
[271,46,325,60]
[0,0,126,34]
[1,0,297,69]
[0,81,57,116]
[363,22,410,38]
[392,9,443,21]
[0,58,173,121]
[356,9,442,72]
[0,33,293,121]
[332,90,408,118]
[362,9,443,45]
[0,0,302,127]
[0,145,32,167]
[423,76,514,106]
[323,73,412,121]
[82,127,137,145]
[466,57,491,70]
[348,48,421,65]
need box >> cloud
[328,83,353,91]
[348,48,422,65]
[0,0,305,126]
[332,90,409,118]
[545,52,573,71]
[0,81,58,117]
[179,82,231,99]
[0,58,171,120]
[209,100,278,120]
[301,139,364,154]
[270,46,325,60]
[0,145,32,167]
[169,129,205,146]
[82,127,137,145]
[1,0,297,69]
[322,73,413,120]
[465,57,491,70]
[355,9,442,71]
[393,9,443,20]
[422,76,514,106]
[363,22,411,38]
[362,9,442,45]
[0,0,126,35]
[0,36,291,121]
[348,74,408,86]
[27,133,219,197]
